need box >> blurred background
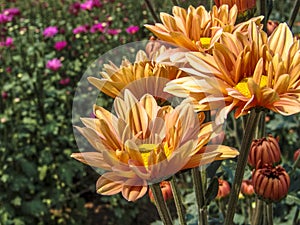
[0,0,299,224]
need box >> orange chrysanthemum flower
[145,5,262,52]
[165,22,300,123]
[214,0,256,13]
[71,90,238,201]
[88,47,186,100]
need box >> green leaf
[286,194,300,205]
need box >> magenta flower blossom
[73,25,88,34]
[90,23,106,33]
[69,2,81,15]
[80,0,93,10]
[43,26,58,38]
[59,77,70,86]
[46,58,62,71]
[54,41,67,51]
[0,37,13,48]
[3,8,20,17]
[126,25,139,34]
[92,0,103,8]
[107,28,121,35]
[0,14,10,24]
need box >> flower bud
[214,0,256,13]
[252,165,290,202]
[216,179,230,200]
[149,181,173,203]
[241,180,254,196]
[248,135,281,169]
[293,149,300,168]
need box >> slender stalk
[266,203,273,225]
[253,199,264,225]
[192,168,208,225]
[144,0,160,23]
[150,183,173,225]
[171,0,179,6]
[260,0,267,32]
[288,0,300,30]
[224,109,261,225]
[170,177,187,225]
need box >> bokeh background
[0,0,299,224]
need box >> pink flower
[0,37,13,47]
[69,2,81,15]
[90,23,106,33]
[126,25,139,34]
[0,14,10,24]
[107,28,121,35]
[80,0,93,10]
[43,26,58,37]
[46,58,62,71]
[73,25,88,34]
[54,41,67,51]
[3,8,20,17]
[59,77,70,86]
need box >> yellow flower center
[139,143,158,168]
[235,75,268,98]
[200,37,211,49]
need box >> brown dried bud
[248,135,281,169]
[267,20,279,36]
[214,0,256,12]
[241,180,255,196]
[293,149,300,168]
[216,179,231,200]
[252,165,290,202]
[149,181,173,202]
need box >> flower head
[54,41,67,51]
[73,25,88,34]
[71,91,238,201]
[252,164,290,202]
[294,149,300,168]
[248,135,281,169]
[145,5,262,52]
[46,58,62,71]
[88,47,187,100]
[43,26,58,38]
[241,180,255,196]
[59,77,70,86]
[165,22,300,123]
[0,37,13,48]
[126,25,139,34]
[216,179,231,199]
[107,28,121,35]
[90,23,106,33]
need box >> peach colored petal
[122,179,148,201]
[71,152,111,170]
[96,172,125,195]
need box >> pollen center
[235,75,268,98]
[138,143,158,168]
[200,37,211,49]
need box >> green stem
[253,199,264,225]
[144,0,160,23]
[150,183,173,225]
[192,168,208,225]
[288,0,300,30]
[224,109,261,225]
[266,203,273,225]
[170,177,187,225]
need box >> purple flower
[46,58,62,71]
[0,14,10,24]
[2,92,8,100]
[43,26,58,38]
[107,28,121,35]
[73,25,88,34]
[90,23,106,33]
[80,0,93,10]
[69,2,81,15]
[0,37,13,48]
[59,77,70,86]
[54,41,67,51]
[125,25,139,34]
[3,8,20,17]
[91,0,103,8]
